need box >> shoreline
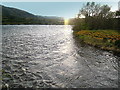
[73,30,120,55]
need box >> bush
[115,40,120,48]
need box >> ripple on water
[2,25,119,88]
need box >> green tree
[73,2,117,31]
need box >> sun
[64,18,69,25]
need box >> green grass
[75,30,120,52]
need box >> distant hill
[1,5,64,25]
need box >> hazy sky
[1,2,119,18]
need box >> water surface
[2,25,119,88]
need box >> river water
[2,25,119,88]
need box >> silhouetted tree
[73,2,119,31]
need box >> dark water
[2,25,119,88]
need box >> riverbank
[73,30,120,53]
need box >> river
[2,25,119,88]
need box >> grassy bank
[74,30,120,52]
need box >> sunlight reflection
[64,25,70,30]
[62,56,77,67]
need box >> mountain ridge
[1,5,64,25]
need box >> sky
[1,1,119,18]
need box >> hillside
[2,5,64,25]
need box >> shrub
[115,40,120,48]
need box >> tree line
[71,2,120,31]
